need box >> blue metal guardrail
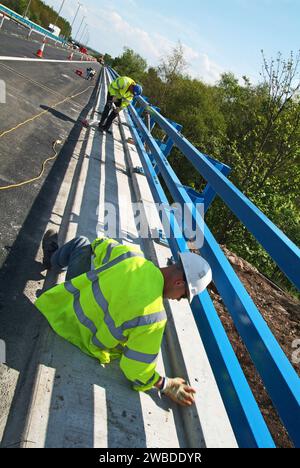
[0,3,66,45]
[106,67,300,448]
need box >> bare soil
[208,247,300,448]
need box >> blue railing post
[123,102,276,448]
[106,66,300,448]
[184,158,232,214]
[0,3,67,44]
[137,95,300,292]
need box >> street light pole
[23,0,32,18]
[78,23,87,44]
[70,2,82,33]
[54,0,66,27]
[74,15,86,41]
[82,31,89,46]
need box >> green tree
[112,47,147,82]
[141,46,300,295]
[2,0,72,37]
[216,53,300,248]
[103,53,114,67]
[157,41,187,83]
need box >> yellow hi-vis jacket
[108,76,136,110]
[35,237,167,392]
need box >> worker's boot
[42,229,59,270]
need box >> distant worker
[36,231,212,406]
[86,67,96,81]
[99,76,143,134]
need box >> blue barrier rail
[0,3,66,44]
[106,67,300,448]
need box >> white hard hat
[179,252,212,302]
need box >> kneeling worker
[99,76,143,134]
[36,232,212,406]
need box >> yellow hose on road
[0,86,95,190]
[0,140,62,190]
[0,64,100,190]
[0,85,94,139]
[0,137,89,191]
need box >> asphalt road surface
[0,57,101,268]
[0,33,101,273]
[0,16,85,60]
[0,22,100,273]
[0,29,102,444]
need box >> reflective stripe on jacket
[35,237,166,392]
[108,76,135,109]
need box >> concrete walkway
[15,73,237,448]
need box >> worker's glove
[161,377,196,407]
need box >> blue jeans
[51,236,92,281]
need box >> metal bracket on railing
[183,156,232,214]
[106,66,300,448]
[132,166,145,176]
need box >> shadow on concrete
[42,344,148,448]
[120,123,206,448]
[1,68,195,448]
[75,79,107,241]
[41,77,147,447]
[40,105,78,124]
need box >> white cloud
[44,1,224,83]
[192,52,224,83]
[88,9,161,60]
[87,7,223,83]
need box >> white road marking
[0,56,96,64]
[61,74,72,80]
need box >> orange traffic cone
[36,38,46,58]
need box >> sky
[43,0,300,84]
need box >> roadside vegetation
[2,0,299,296]
[110,45,300,298]
[2,0,71,37]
